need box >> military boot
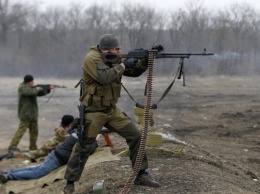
[63,184,76,194]
[134,171,160,187]
[0,173,8,184]
[8,146,20,153]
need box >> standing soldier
[8,74,56,152]
[63,34,160,194]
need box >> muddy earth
[0,76,259,194]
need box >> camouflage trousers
[29,147,49,159]
[9,120,38,150]
[13,148,49,160]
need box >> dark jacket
[18,82,50,121]
[54,132,98,166]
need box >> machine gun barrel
[101,48,214,64]
[156,52,214,59]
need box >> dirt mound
[0,76,259,193]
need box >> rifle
[101,45,214,86]
[32,84,67,89]
[31,84,67,104]
[0,152,13,161]
[75,79,86,170]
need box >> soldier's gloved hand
[123,58,138,68]
[151,44,164,52]
[116,58,124,64]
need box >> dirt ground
[0,76,259,194]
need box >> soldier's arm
[123,59,148,77]
[55,127,69,141]
[42,144,56,151]
[83,56,124,85]
[40,128,67,151]
[19,84,38,96]
[42,136,60,151]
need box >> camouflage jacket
[18,82,50,121]
[24,126,69,160]
[42,126,69,150]
[81,45,147,111]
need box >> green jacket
[18,82,50,121]
[81,45,147,111]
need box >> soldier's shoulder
[54,126,65,131]
[87,46,101,59]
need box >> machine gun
[101,45,214,86]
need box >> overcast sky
[20,0,260,12]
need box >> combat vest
[81,46,124,110]
[82,81,121,109]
